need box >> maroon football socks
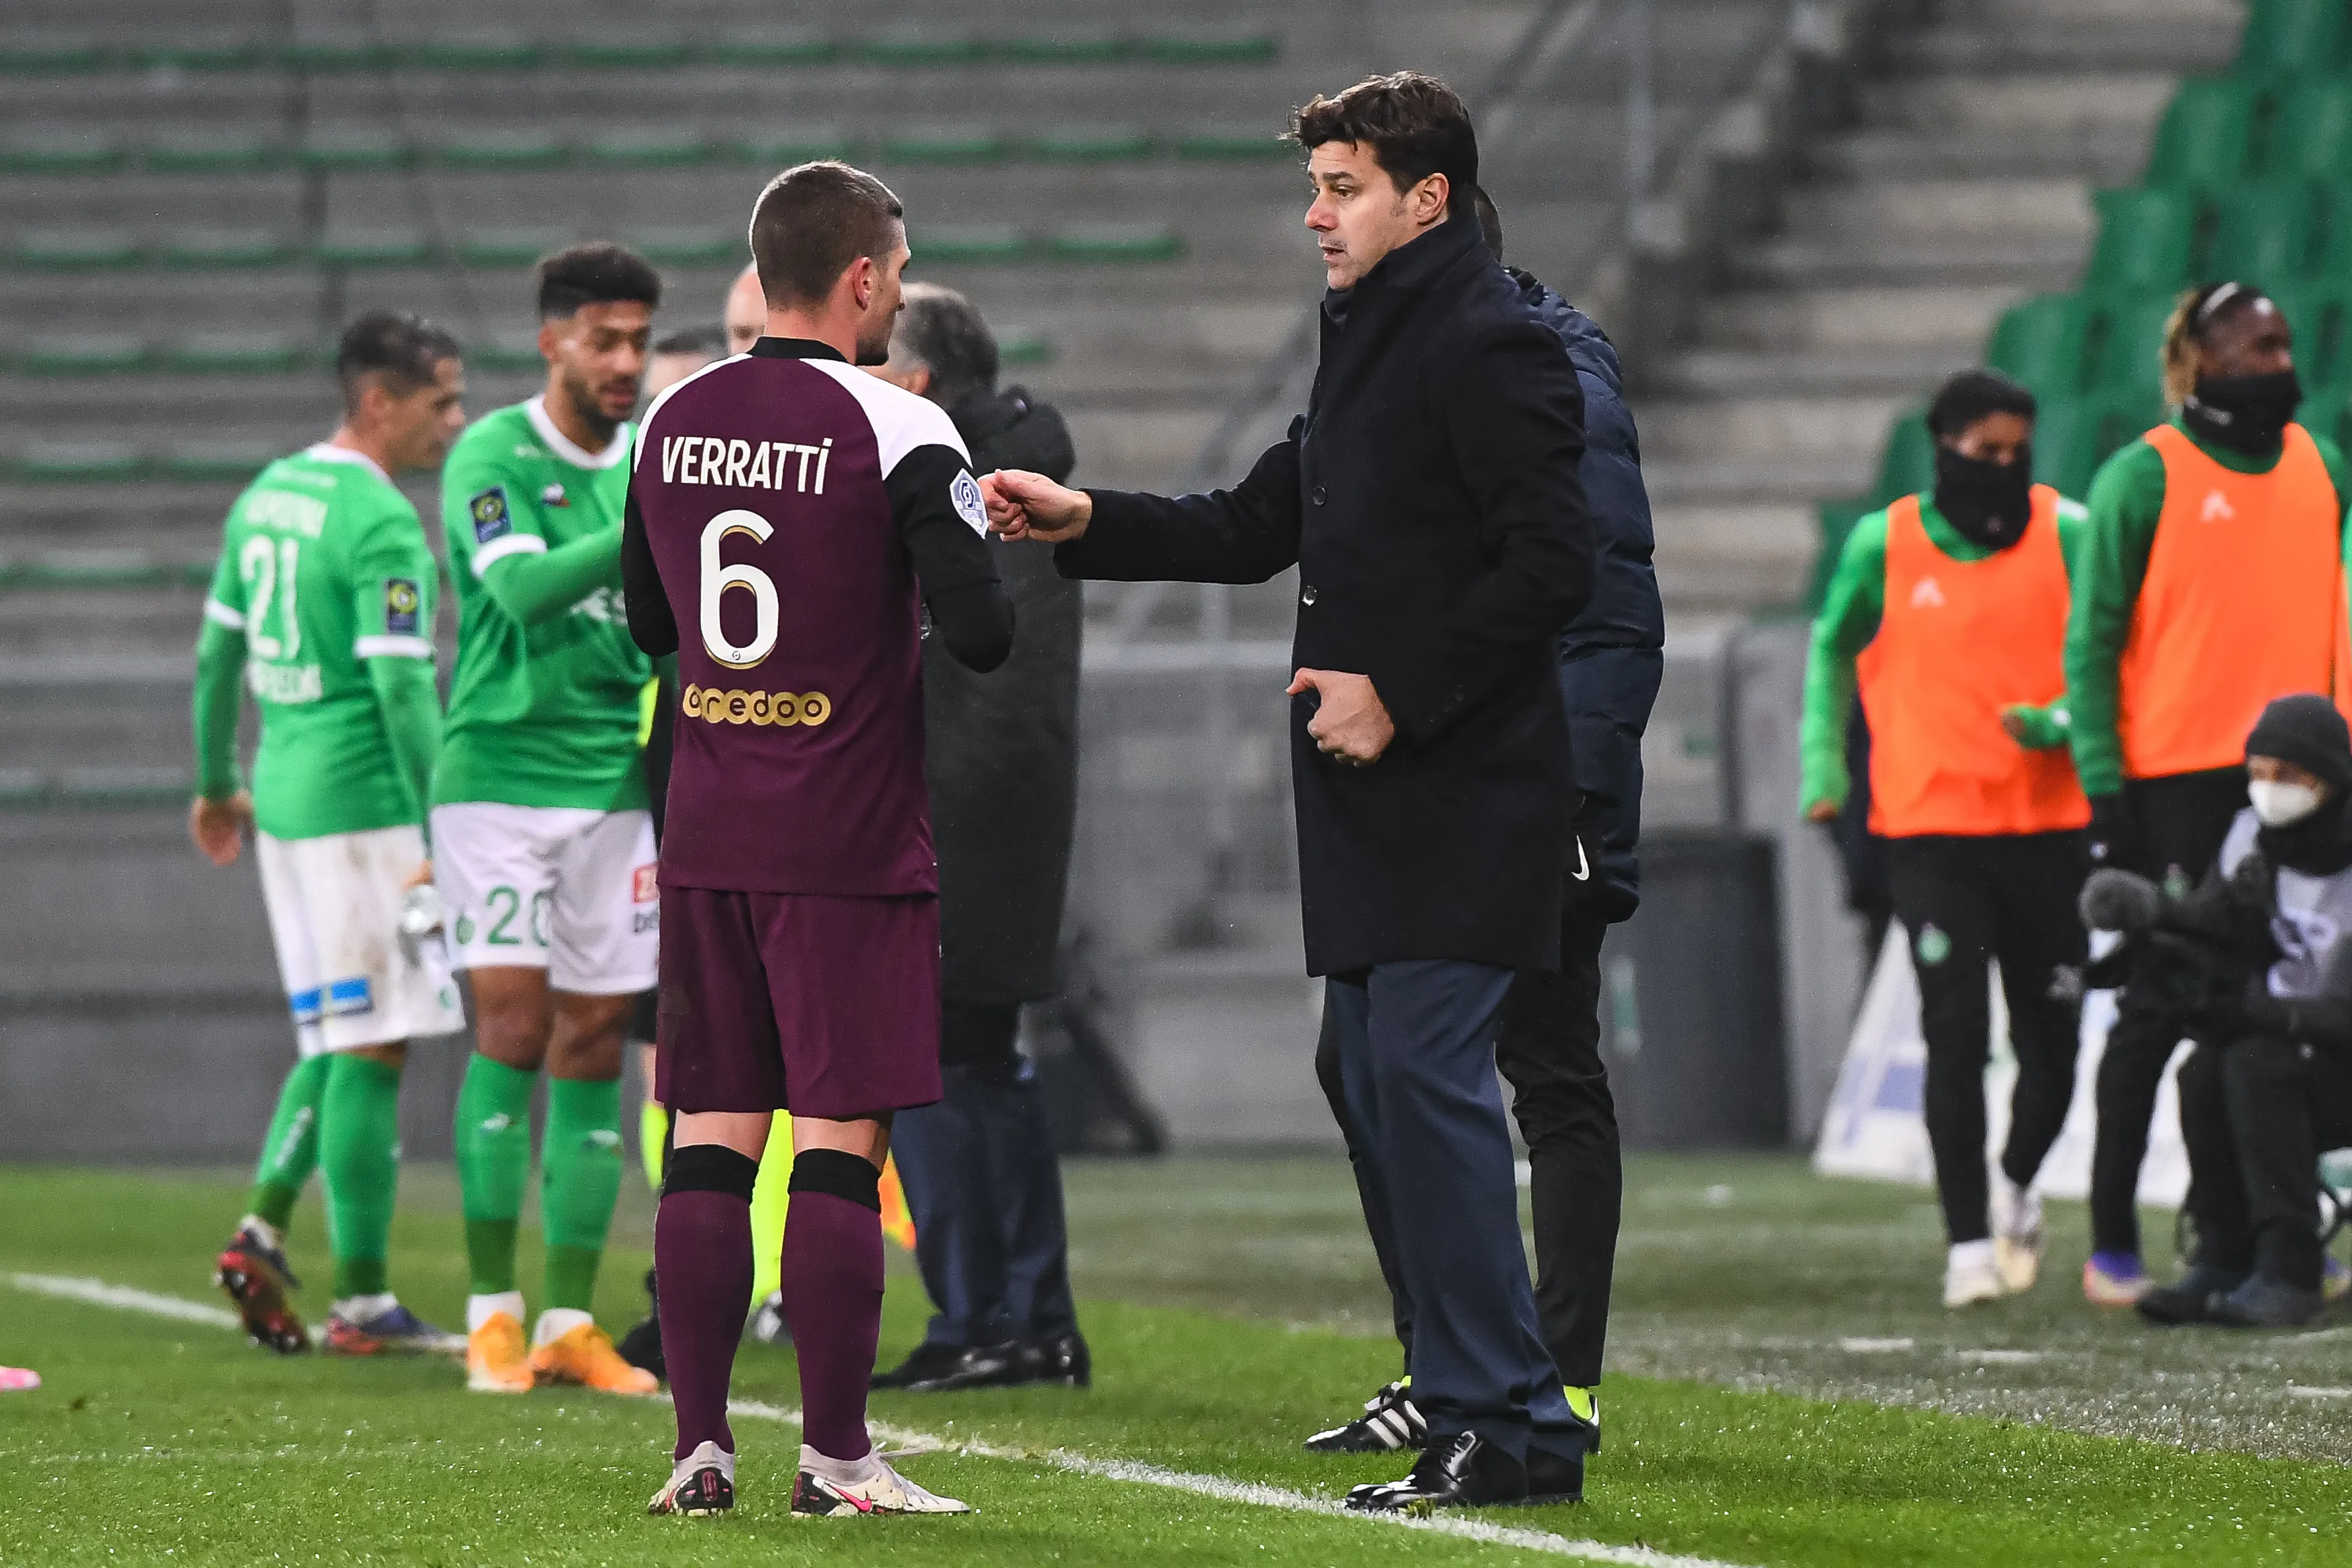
[777,1148,888,1461]
[655,1144,759,1461]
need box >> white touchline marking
[735,1400,1751,1568]
[1839,1337,1914,1354]
[2287,1385,2352,1399]
[7,1273,242,1328]
[4,1273,1752,1568]
[1954,1350,2047,1365]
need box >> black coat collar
[1321,213,1484,320]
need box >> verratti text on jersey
[657,434,835,495]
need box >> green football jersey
[202,443,440,840]
[434,396,651,811]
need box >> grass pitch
[3,1155,2349,1566]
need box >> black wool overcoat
[928,387,1083,1005]
[1056,215,1595,975]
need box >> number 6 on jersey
[701,509,778,669]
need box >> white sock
[333,1292,397,1322]
[534,1306,594,1346]
[798,1442,882,1485]
[1949,1239,1997,1273]
[238,1214,282,1253]
[467,1291,527,1333]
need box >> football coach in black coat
[988,72,1596,1511]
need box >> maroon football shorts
[655,888,942,1120]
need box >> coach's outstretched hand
[984,470,1092,544]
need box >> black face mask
[1933,446,2035,549]
[2183,369,2302,455]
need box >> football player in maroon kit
[621,161,1012,1519]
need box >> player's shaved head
[749,161,906,311]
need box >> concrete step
[1694,284,2031,355]
[1652,501,1820,612]
[1721,232,2085,291]
[1644,451,1881,507]
[1640,391,1911,464]
[1858,72,2180,139]
[1808,126,2149,186]
[1778,176,2093,243]
[1643,341,1985,399]
[0,586,205,659]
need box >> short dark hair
[654,323,729,359]
[335,309,461,413]
[892,283,998,409]
[1926,368,2037,441]
[1474,186,1504,260]
[749,161,906,310]
[535,241,663,320]
[1291,72,1478,216]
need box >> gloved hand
[2087,792,2139,871]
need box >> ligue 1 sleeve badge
[950,470,988,535]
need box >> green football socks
[454,1053,536,1296]
[246,1055,330,1232]
[541,1076,623,1312]
[320,1054,403,1299]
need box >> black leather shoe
[1018,1330,1092,1388]
[902,1340,1027,1392]
[870,1340,967,1390]
[2137,1263,2251,1326]
[2209,1273,2324,1328]
[1344,1430,1528,1512]
[1525,1442,1585,1504]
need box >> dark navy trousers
[888,1002,1079,1351]
[1324,959,1583,1463]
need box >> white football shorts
[430,803,659,994]
[256,824,465,1055]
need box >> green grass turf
[3,1160,2350,1565]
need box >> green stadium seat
[882,125,1011,163]
[909,224,1029,263]
[1140,29,1280,64]
[2202,184,2320,283]
[1026,124,1155,161]
[0,551,205,590]
[157,229,298,270]
[1871,409,1934,505]
[561,36,694,68]
[1044,222,1184,263]
[732,125,858,164]
[2085,188,2197,295]
[405,36,543,71]
[432,130,569,171]
[315,227,434,268]
[619,226,741,267]
[580,130,713,168]
[2270,280,2350,386]
[997,329,1054,365]
[0,132,124,176]
[165,333,313,374]
[2087,291,2181,396]
[857,29,986,65]
[161,443,276,482]
[2235,0,2352,78]
[16,336,149,375]
[709,29,836,66]
[457,226,575,267]
[2261,76,2352,181]
[998,31,1128,63]
[130,39,265,71]
[18,442,145,482]
[10,230,142,270]
[297,129,415,172]
[2143,77,2261,189]
[1988,293,2091,395]
[2027,397,2110,499]
[1175,126,1295,161]
[1807,499,1876,612]
[144,130,284,173]
[278,38,397,73]
[0,37,108,74]
[472,333,546,372]
[2311,182,2352,280]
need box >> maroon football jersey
[628,340,989,896]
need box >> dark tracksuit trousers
[888,1001,1079,1352]
[2089,767,2249,1259]
[2176,1036,2352,1289]
[1885,830,2089,1245]
[1314,901,1620,1388]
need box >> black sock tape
[788,1148,882,1213]
[664,1143,758,1202]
